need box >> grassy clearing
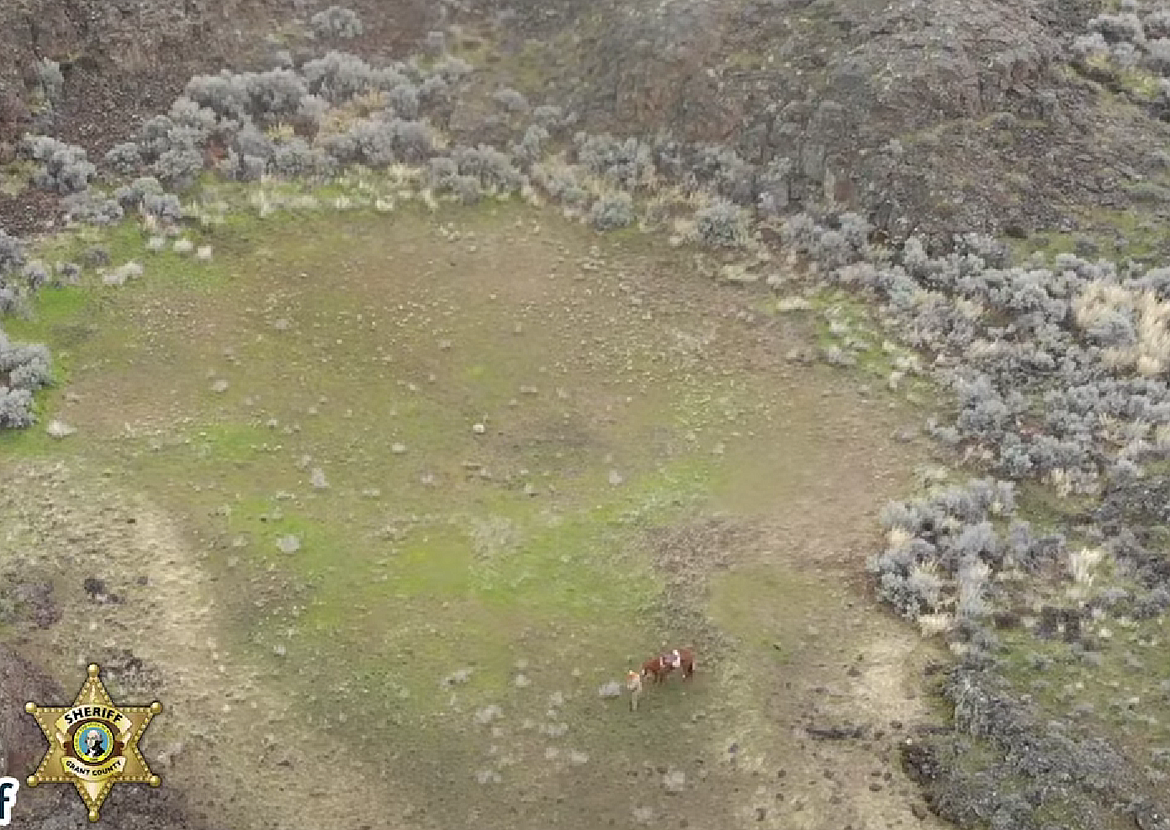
[0,179,946,828]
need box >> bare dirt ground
[1,198,953,829]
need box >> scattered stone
[442,668,473,687]
[102,261,144,286]
[776,296,812,312]
[822,345,855,367]
[513,673,531,688]
[663,769,686,793]
[173,239,194,254]
[310,468,328,489]
[632,807,655,825]
[210,379,229,393]
[391,443,407,454]
[275,535,301,554]
[473,423,486,434]
[45,420,75,438]
[474,704,503,725]
[195,245,213,261]
[475,769,501,784]
[146,236,167,252]
[608,469,624,486]
[598,681,622,698]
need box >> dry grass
[1067,546,1107,600]
[1073,280,1170,376]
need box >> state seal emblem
[24,664,162,822]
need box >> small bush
[271,139,335,178]
[1071,32,1110,62]
[104,142,143,176]
[326,117,437,167]
[1145,38,1170,73]
[573,132,655,190]
[531,104,567,130]
[114,176,164,210]
[295,94,331,133]
[510,124,549,169]
[432,56,473,82]
[142,193,183,222]
[182,74,251,122]
[1146,9,1170,40]
[34,58,64,105]
[426,156,458,188]
[1088,13,1145,44]
[302,51,376,103]
[694,199,748,247]
[152,143,205,190]
[0,332,53,393]
[531,162,589,206]
[246,69,309,120]
[0,229,26,280]
[424,31,446,55]
[444,175,482,204]
[451,144,522,192]
[418,75,451,109]
[493,87,529,114]
[589,192,635,230]
[690,145,756,205]
[311,6,364,39]
[21,261,49,291]
[387,81,420,119]
[0,387,35,429]
[63,192,125,225]
[22,134,96,195]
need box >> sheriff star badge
[24,663,162,822]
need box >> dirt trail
[0,460,428,830]
[690,508,952,830]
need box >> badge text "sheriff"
[62,707,127,729]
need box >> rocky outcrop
[502,0,1170,243]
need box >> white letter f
[0,777,19,826]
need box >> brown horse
[640,647,696,684]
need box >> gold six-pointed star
[24,663,162,822]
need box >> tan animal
[626,669,643,711]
